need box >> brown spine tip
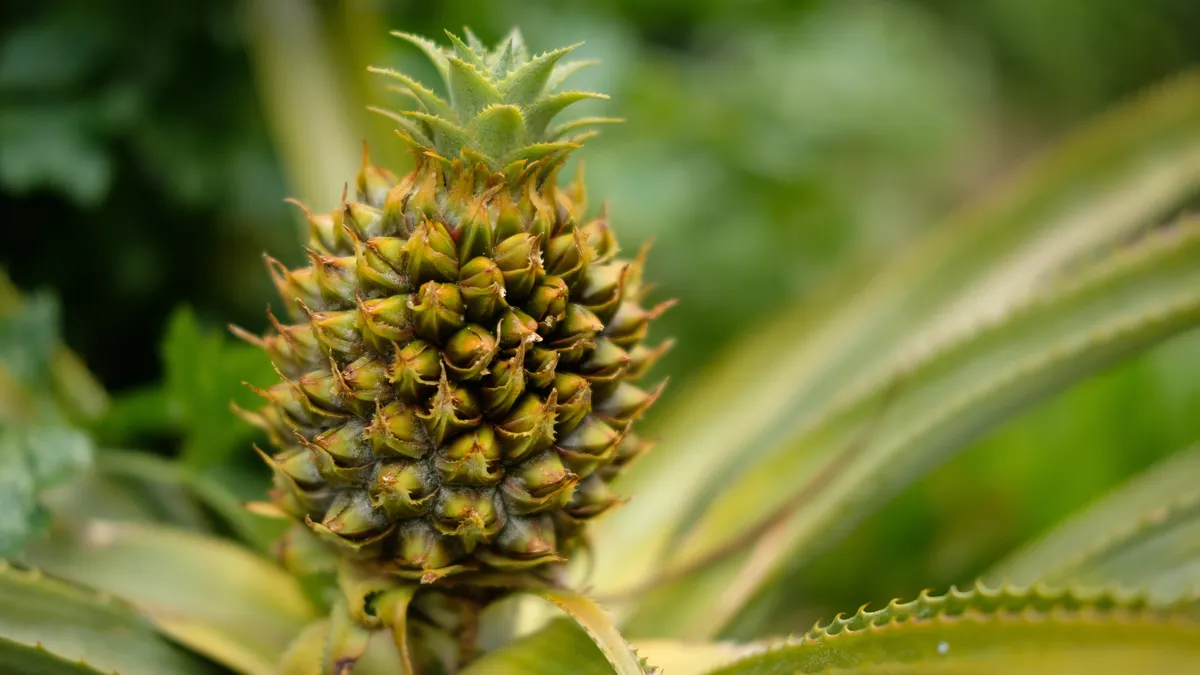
[227,323,265,347]
[243,501,289,519]
[283,197,312,219]
[647,298,679,320]
[230,401,267,428]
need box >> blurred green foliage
[2,0,1199,642]
[94,307,275,469]
[0,278,95,555]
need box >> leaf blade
[0,562,224,675]
[22,520,317,674]
[460,619,612,675]
[524,587,648,675]
[628,215,1200,637]
[708,585,1200,675]
[988,444,1200,603]
[590,69,1200,619]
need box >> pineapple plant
[3,19,1200,675]
[235,28,669,585]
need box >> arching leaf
[461,619,612,675]
[589,72,1200,610]
[522,587,648,675]
[0,562,223,674]
[22,521,317,675]
[706,584,1200,674]
[625,214,1200,638]
[989,444,1200,603]
[500,44,578,106]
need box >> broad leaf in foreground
[0,561,224,675]
[463,618,762,675]
[707,584,1200,675]
[22,521,317,675]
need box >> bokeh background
[3,0,1199,634]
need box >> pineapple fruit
[238,28,670,582]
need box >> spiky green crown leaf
[368,28,619,171]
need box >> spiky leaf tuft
[379,31,613,170]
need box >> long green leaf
[523,587,648,675]
[244,0,360,213]
[278,620,328,675]
[0,268,108,424]
[634,640,766,675]
[0,637,108,675]
[94,449,285,552]
[22,521,317,675]
[625,215,1200,637]
[588,70,1200,604]
[462,621,760,675]
[0,562,224,674]
[988,444,1200,603]
[461,620,612,675]
[706,585,1200,674]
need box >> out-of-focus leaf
[681,217,1200,560]
[244,0,360,214]
[0,18,109,91]
[0,561,224,675]
[94,385,173,438]
[0,106,113,205]
[47,349,109,423]
[591,70,1200,606]
[0,428,43,556]
[461,619,612,675]
[590,69,1200,624]
[989,444,1200,603]
[0,638,107,675]
[94,449,284,551]
[41,451,216,536]
[523,587,648,675]
[22,520,317,675]
[706,584,1200,675]
[159,306,275,468]
[634,639,765,675]
[626,214,1200,637]
[278,619,329,675]
[0,270,108,423]
[0,289,96,552]
[0,424,94,555]
[0,289,59,391]
[462,585,647,675]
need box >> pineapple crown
[368,28,619,172]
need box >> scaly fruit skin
[238,29,670,583]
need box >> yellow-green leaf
[0,562,223,675]
[278,619,328,675]
[22,521,317,675]
[989,444,1200,603]
[589,70,1200,609]
[461,620,612,675]
[707,585,1200,674]
[626,214,1200,638]
[523,587,648,675]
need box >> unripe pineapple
[238,28,670,582]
